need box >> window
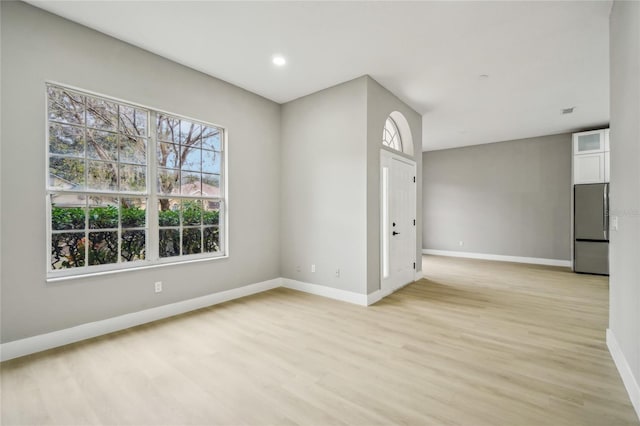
[382,116,403,152]
[47,84,225,277]
[155,114,222,258]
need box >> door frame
[380,148,417,295]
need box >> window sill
[46,254,229,283]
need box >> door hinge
[413,219,416,226]
[413,262,416,269]
[413,176,416,183]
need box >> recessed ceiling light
[562,107,575,114]
[272,55,286,66]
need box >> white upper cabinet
[573,130,605,155]
[574,153,605,184]
[572,129,610,184]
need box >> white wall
[366,78,422,294]
[608,0,640,416]
[0,2,281,342]
[280,77,369,294]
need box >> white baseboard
[367,289,382,305]
[607,329,640,420]
[422,249,571,267]
[0,272,441,362]
[368,275,422,305]
[0,278,282,362]
[281,278,368,306]
[367,288,391,305]
[367,290,382,305]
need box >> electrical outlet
[154,281,163,293]
[335,268,340,278]
[311,264,316,273]
[459,241,464,247]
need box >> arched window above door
[382,112,414,156]
[382,117,403,152]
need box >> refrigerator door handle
[603,183,609,240]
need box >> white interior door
[381,151,416,293]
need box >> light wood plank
[1,256,638,425]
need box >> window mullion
[117,196,122,264]
[84,195,89,268]
[148,111,159,262]
[116,106,122,265]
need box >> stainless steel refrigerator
[574,183,609,275]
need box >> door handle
[392,231,400,236]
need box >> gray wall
[366,78,422,294]
[280,77,368,293]
[422,133,572,260]
[280,76,422,296]
[609,0,640,403]
[0,2,281,342]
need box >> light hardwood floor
[1,256,638,425]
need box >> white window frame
[46,82,229,281]
[382,116,403,152]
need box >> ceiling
[28,1,611,151]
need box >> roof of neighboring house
[176,182,220,198]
